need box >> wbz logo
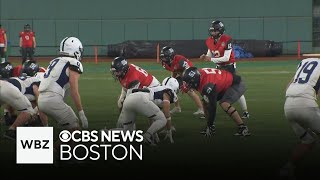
[20,139,50,149]
[16,127,53,164]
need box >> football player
[160,46,204,117]
[200,20,250,119]
[110,57,160,124]
[119,77,179,145]
[38,37,88,134]
[281,58,320,178]
[0,64,37,140]
[181,67,250,137]
[11,60,46,77]
[1,61,47,126]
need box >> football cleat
[4,129,16,140]
[152,133,160,143]
[279,163,296,180]
[143,133,157,146]
[193,109,204,115]
[241,111,250,119]
[234,125,251,136]
[200,125,216,137]
[160,126,176,134]
[163,130,174,143]
[170,107,181,114]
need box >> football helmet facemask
[160,46,175,66]
[182,67,201,90]
[0,62,13,78]
[110,57,129,79]
[22,60,39,76]
[208,20,225,39]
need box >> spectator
[19,24,36,64]
[0,24,8,63]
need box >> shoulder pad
[69,59,83,74]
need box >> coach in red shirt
[0,24,7,63]
[19,24,36,64]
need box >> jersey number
[131,64,148,77]
[294,61,318,84]
[44,59,59,78]
[202,68,222,75]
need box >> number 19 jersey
[39,57,83,97]
[286,58,320,101]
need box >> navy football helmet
[160,46,175,66]
[24,24,31,31]
[110,57,129,79]
[209,20,225,39]
[182,67,201,90]
[0,62,13,78]
[22,60,39,76]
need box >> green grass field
[1,59,319,178]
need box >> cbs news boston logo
[16,127,143,164]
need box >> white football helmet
[162,77,179,94]
[59,37,83,61]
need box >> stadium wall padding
[0,0,312,56]
[107,40,282,58]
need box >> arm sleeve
[202,83,217,127]
[210,49,232,63]
[119,87,127,101]
[206,49,213,57]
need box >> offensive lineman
[0,63,36,139]
[160,46,204,117]
[119,77,179,145]
[110,56,160,127]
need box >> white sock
[238,95,248,112]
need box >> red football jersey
[12,65,22,77]
[119,64,153,89]
[19,31,35,48]
[0,28,6,44]
[205,34,235,66]
[198,68,233,95]
[163,55,193,74]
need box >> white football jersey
[286,58,320,100]
[39,57,83,97]
[148,85,178,108]
[7,76,40,101]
